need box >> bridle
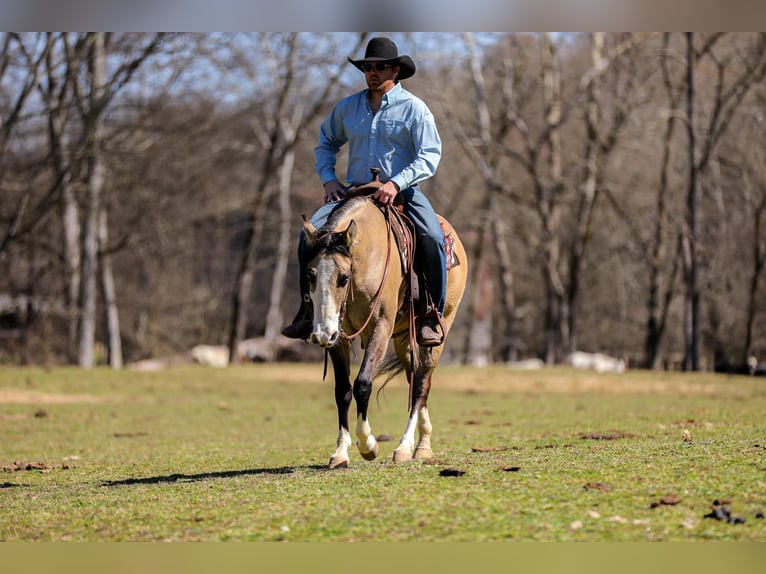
[338,207,393,341]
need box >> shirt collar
[363,82,404,106]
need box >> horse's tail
[375,346,419,402]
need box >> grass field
[1,363,764,541]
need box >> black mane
[307,196,369,260]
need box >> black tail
[375,345,418,403]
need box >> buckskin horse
[300,191,467,469]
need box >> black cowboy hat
[348,37,416,81]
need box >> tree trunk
[78,33,105,369]
[567,32,606,357]
[99,206,122,368]
[460,32,499,365]
[645,35,679,369]
[492,214,517,362]
[228,195,270,364]
[62,185,80,360]
[743,191,765,364]
[264,146,295,349]
[541,33,566,364]
[683,32,701,371]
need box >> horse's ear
[343,220,357,248]
[302,215,317,247]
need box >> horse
[300,195,468,469]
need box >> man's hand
[323,180,345,203]
[373,181,400,207]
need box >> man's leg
[401,188,447,347]
[281,235,313,339]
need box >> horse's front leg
[353,326,391,462]
[328,340,352,470]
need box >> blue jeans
[304,186,447,314]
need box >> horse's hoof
[328,457,349,470]
[359,443,379,461]
[392,448,413,463]
[414,447,434,460]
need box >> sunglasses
[362,62,393,73]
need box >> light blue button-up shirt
[314,83,442,192]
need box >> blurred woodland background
[0,32,764,372]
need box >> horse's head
[303,215,357,348]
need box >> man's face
[363,62,399,91]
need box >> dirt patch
[0,390,102,404]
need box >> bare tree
[228,33,368,363]
[565,33,649,356]
[682,32,766,370]
[644,33,684,369]
[68,33,167,367]
[0,33,53,260]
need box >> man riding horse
[282,36,447,347]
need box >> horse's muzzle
[310,326,340,348]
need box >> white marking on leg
[416,405,433,452]
[396,409,419,457]
[330,427,352,463]
[356,414,377,455]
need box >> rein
[339,206,393,341]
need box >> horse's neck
[340,202,390,268]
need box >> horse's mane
[317,196,371,237]
[304,196,373,261]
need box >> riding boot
[415,236,447,347]
[281,239,313,340]
[417,307,444,347]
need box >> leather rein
[338,204,394,341]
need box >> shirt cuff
[391,175,408,192]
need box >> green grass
[1,364,764,541]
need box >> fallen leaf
[569,520,583,530]
[421,459,447,466]
[471,446,508,452]
[376,434,394,442]
[580,431,636,440]
[439,468,466,477]
[584,482,611,492]
[2,461,47,472]
[499,465,521,472]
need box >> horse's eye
[337,274,350,288]
[307,268,317,283]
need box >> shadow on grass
[100,464,328,487]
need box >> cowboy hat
[348,37,416,81]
